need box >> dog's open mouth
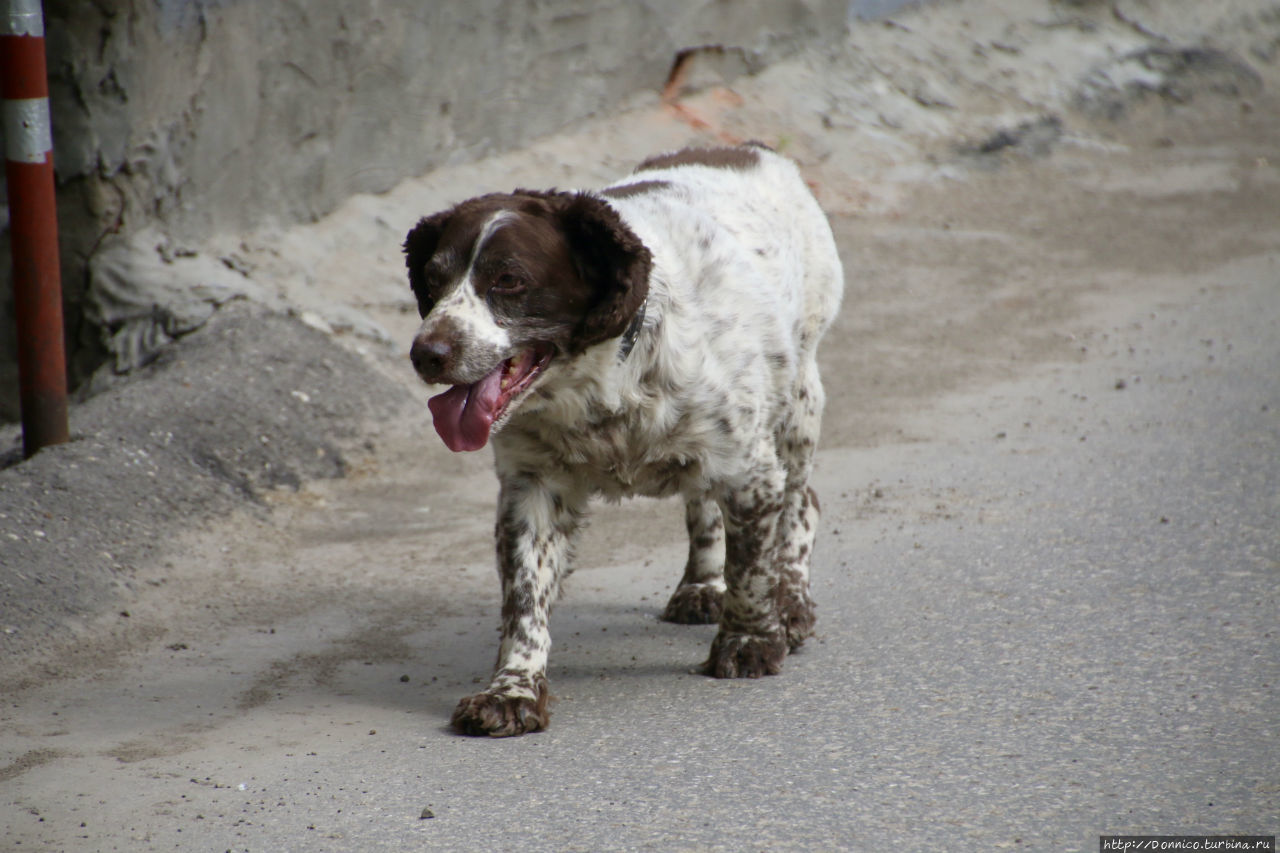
[427,345,553,452]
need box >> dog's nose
[410,337,453,381]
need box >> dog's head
[403,190,651,452]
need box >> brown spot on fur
[637,146,762,174]
[693,533,720,550]
[600,180,672,200]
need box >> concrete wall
[1,0,917,422]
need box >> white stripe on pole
[3,97,52,163]
[2,0,45,37]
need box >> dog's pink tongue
[428,365,505,452]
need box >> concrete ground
[2,1,1278,850]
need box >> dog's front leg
[661,494,726,624]
[451,477,584,737]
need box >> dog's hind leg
[774,484,820,649]
[661,494,726,624]
[773,355,825,649]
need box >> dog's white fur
[499,152,840,483]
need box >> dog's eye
[489,273,527,297]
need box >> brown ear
[556,193,652,353]
[403,211,451,318]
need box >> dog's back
[601,144,843,362]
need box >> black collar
[617,297,647,363]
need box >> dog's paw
[451,683,550,737]
[778,585,816,650]
[702,629,788,678]
[661,582,724,624]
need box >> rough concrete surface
[2,0,1279,850]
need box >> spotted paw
[661,582,724,624]
[702,629,788,678]
[451,681,550,737]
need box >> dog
[404,143,843,736]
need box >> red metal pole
[2,0,68,457]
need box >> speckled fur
[407,146,843,735]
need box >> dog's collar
[617,297,647,363]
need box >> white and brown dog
[404,144,844,736]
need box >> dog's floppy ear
[403,210,451,318]
[556,193,652,353]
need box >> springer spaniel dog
[404,144,844,736]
